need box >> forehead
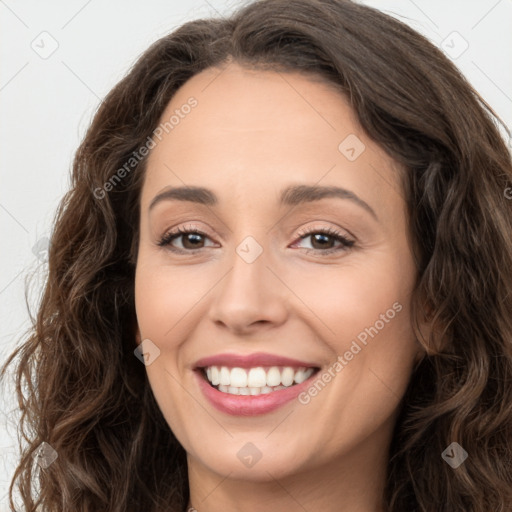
[141,63,403,221]
[155,63,360,151]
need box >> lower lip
[194,369,320,416]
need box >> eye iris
[311,233,333,249]
[182,233,204,249]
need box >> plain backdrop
[1,0,511,508]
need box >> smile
[201,365,319,396]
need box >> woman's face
[135,63,424,486]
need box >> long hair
[2,0,512,510]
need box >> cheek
[281,250,414,345]
[134,256,215,342]
[287,257,418,445]
[134,258,206,441]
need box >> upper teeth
[204,366,316,388]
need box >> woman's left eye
[292,228,355,255]
[157,226,355,255]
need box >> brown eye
[309,232,336,249]
[293,227,355,255]
[158,227,216,252]
[180,232,206,249]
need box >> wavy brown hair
[2,0,512,510]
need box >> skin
[134,62,427,512]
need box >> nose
[207,240,289,335]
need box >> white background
[1,0,511,508]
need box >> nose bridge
[207,229,288,330]
[222,233,272,300]
[221,196,271,281]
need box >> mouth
[197,365,321,396]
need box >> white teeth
[266,366,281,387]
[211,366,220,385]
[230,367,248,388]
[294,368,309,384]
[281,367,295,387]
[202,365,316,393]
[220,367,230,386]
[248,367,267,388]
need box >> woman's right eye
[158,227,217,252]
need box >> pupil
[184,233,203,249]
[312,233,331,249]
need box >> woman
[2,0,512,510]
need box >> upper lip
[193,352,320,369]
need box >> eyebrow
[149,184,378,220]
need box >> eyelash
[157,225,355,256]
[295,226,355,254]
